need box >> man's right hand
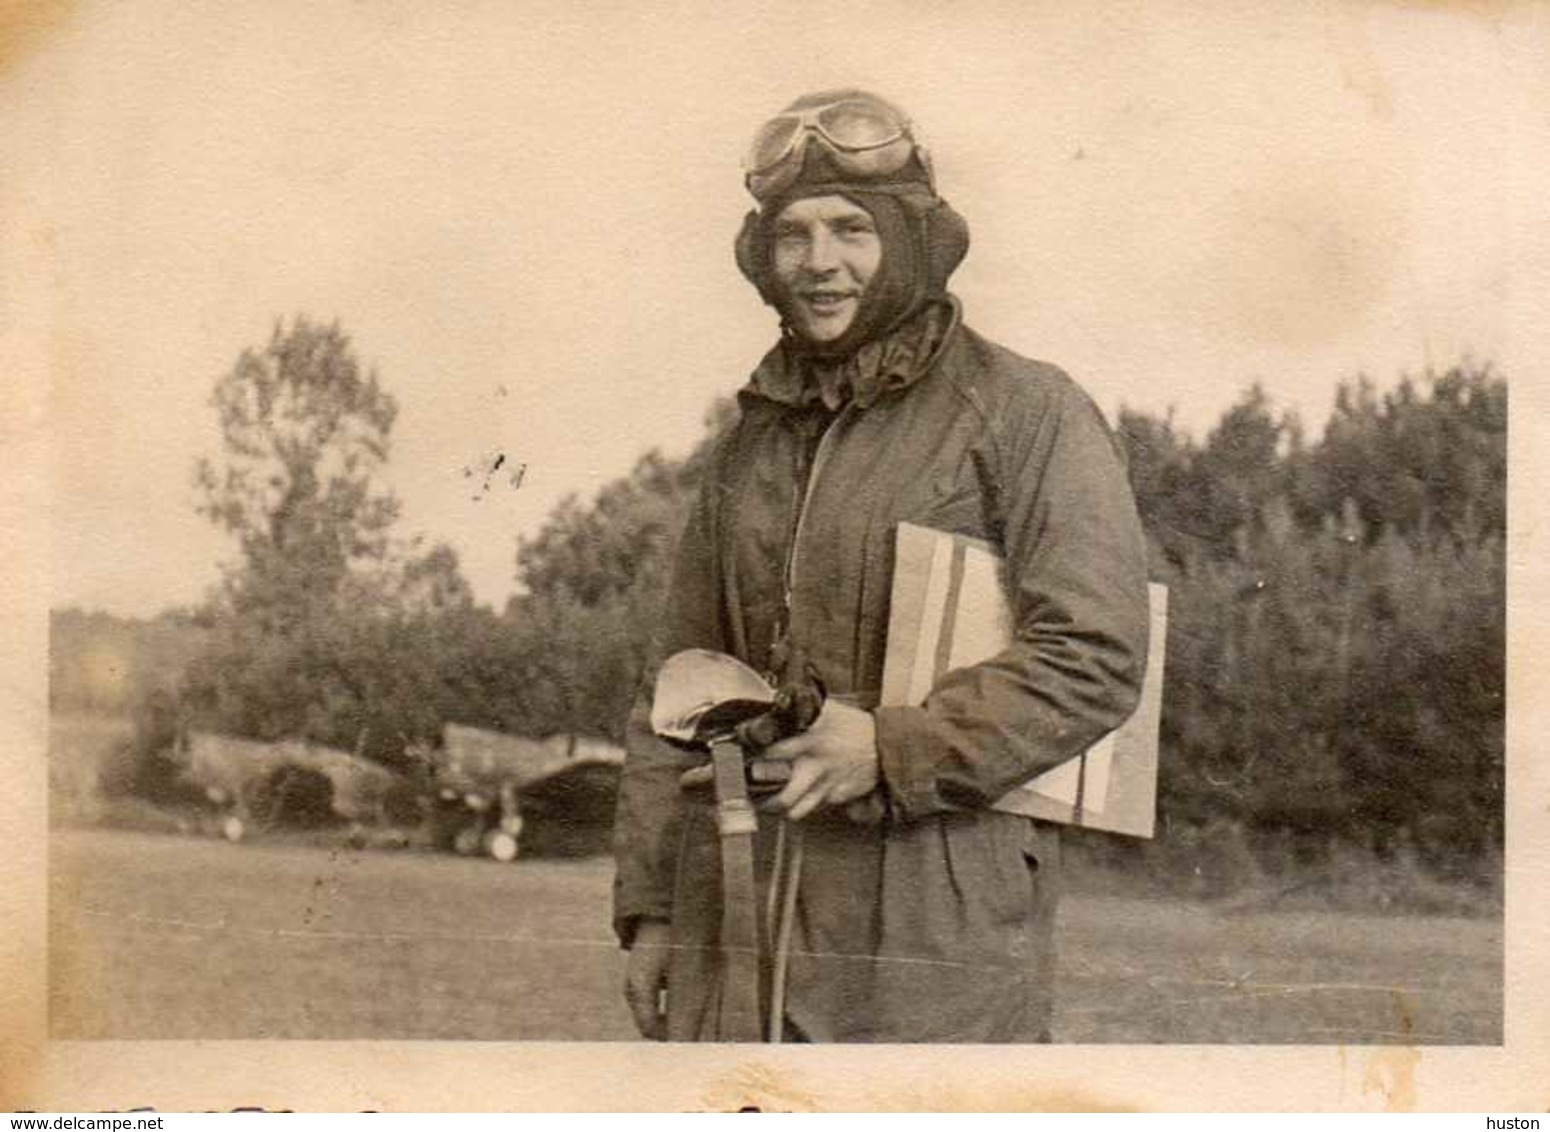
[623,919,671,1040]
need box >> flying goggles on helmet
[743,94,936,201]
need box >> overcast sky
[16,1,1545,618]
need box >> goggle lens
[815,100,905,149]
[748,117,804,172]
[746,99,910,173]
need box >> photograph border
[6,0,1547,1111]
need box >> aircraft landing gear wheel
[486,830,519,863]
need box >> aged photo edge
[5,0,1549,1113]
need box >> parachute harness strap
[709,739,766,1041]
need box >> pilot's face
[770,194,882,344]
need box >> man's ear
[734,210,778,304]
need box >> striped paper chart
[879,522,1167,838]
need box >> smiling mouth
[801,291,856,313]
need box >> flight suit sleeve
[611,460,728,947]
[871,373,1150,819]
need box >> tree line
[61,317,1503,876]
[1118,371,1504,878]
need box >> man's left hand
[759,700,879,822]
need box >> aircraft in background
[173,724,623,862]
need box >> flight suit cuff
[872,704,947,820]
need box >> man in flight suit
[613,90,1150,1042]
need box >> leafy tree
[181,316,488,766]
[1117,406,1198,570]
[194,315,400,624]
[1120,362,1505,879]
[1121,387,1306,568]
[1312,364,1505,541]
[515,450,696,607]
[1190,384,1301,547]
[515,397,738,604]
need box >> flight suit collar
[742,296,962,411]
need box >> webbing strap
[709,740,764,1041]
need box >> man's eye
[837,222,876,238]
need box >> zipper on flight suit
[769,404,855,680]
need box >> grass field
[48,827,1501,1043]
